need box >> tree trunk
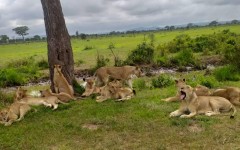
[40,0,74,92]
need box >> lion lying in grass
[15,87,65,110]
[0,102,31,126]
[211,87,240,106]
[81,78,100,97]
[40,89,75,102]
[96,80,136,102]
[162,79,211,102]
[169,84,236,118]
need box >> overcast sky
[0,0,239,38]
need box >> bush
[83,45,93,50]
[0,90,14,106]
[75,59,84,67]
[172,48,196,66]
[151,74,174,88]
[0,57,42,87]
[199,77,217,88]
[37,59,49,69]
[125,42,154,65]
[133,78,147,90]
[213,65,240,81]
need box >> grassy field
[1,25,240,149]
[1,25,240,68]
[1,71,240,149]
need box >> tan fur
[15,88,64,110]
[162,79,211,102]
[14,87,27,102]
[0,102,31,126]
[40,89,75,102]
[169,85,236,118]
[212,87,240,106]
[96,81,135,102]
[53,65,74,97]
[94,65,143,89]
[81,78,100,97]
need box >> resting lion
[81,78,100,97]
[0,102,31,126]
[96,80,135,102]
[53,64,74,97]
[211,87,240,106]
[169,84,236,118]
[162,79,211,102]
[40,89,75,102]
[94,65,143,89]
[15,88,64,110]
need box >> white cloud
[0,0,239,37]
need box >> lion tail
[230,105,237,119]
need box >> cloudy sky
[0,0,239,38]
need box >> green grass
[1,25,240,68]
[1,71,240,149]
[1,25,240,149]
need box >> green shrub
[0,57,42,87]
[125,42,154,65]
[133,78,147,90]
[151,74,174,88]
[0,90,14,106]
[214,65,240,81]
[172,48,196,66]
[37,59,49,69]
[75,59,84,67]
[83,45,93,50]
[199,77,218,88]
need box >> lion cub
[81,78,100,97]
[169,84,236,118]
[53,64,74,97]
[0,102,31,126]
[96,80,135,102]
[40,89,75,102]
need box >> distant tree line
[1,19,239,45]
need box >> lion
[94,65,143,89]
[53,64,74,97]
[40,89,75,102]
[162,79,211,102]
[0,102,31,126]
[81,78,100,97]
[211,87,240,106]
[96,80,135,102]
[169,84,236,118]
[15,88,65,110]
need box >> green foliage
[171,48,196,66]
[0,91,14,106]
[151,74,174,88]
[75,59,84,67]
[125,42,154,65]
[199,76,217,88]
[167,34,192,53]
[214,65,240,81]
[12,26,29,39]
[0,57,41,87]
[37,59,49,69]
[72,79,85,95]
[83,45,93,50]
[224,39,240,69]
[133,78,147,90]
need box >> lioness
[40,89,75,102]
[211,87,240,106]
[0,102,31,126]
[96,80,135,102]
[162,79,211,102]
[15,88,64,110]
[169,84,236,118]
[81,78,100,97]
[94,65,143,89]
[53,64,74,97]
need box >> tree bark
[40,0,74,92]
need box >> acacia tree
[40,0,75,92]
[12,26,29,41]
